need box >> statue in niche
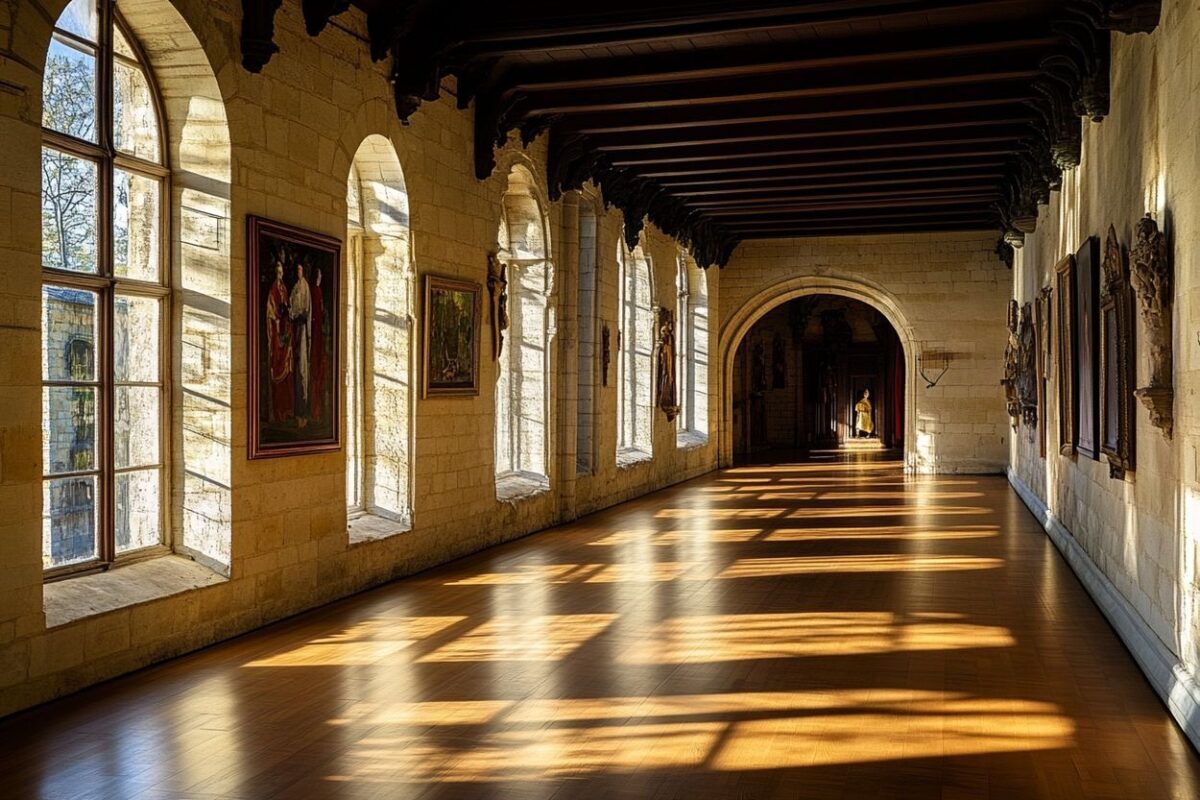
[751,338,768,394]
[1017,302,1038,429]
[486,253,508,360]
[854,389,874,438]
[656,306,679,421]
[772,336,787,389]
[601,323,611,387]
[1129,213,1173,438]
[1002,299,1021,426]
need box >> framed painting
[1035,286,1052,459]
[1099,225,1135,478]
[423,274,481,397]
[1055,254,1076,456]
[247,216,341,459]
[1075,235,1100,460]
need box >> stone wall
[1009,0,1200,683]
[718,232,1012,474]
[0,0,719,716]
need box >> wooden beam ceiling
[241,0,1163,266]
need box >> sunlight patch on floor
[718,554,1002,579]
[417,614,617,662]
[621,612,1015,664]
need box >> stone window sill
[44,555,227,629]
[496,471,551,503]
[616,447,653,469]
[676,430,709,450]
[348,511,413,546]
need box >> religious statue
[656,307,679,421]
[855,389,874,437]
[1129,213,1173,438]
[486,253,508,360]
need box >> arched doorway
[727,294,908,464]
[720,276,918,469]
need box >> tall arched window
[617,235,653,460]
[495,166,552,498]
[345,136,415,534]
[41,0,168,574]
[677,252,709,444]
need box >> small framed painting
[247,216,341,459]
[423,274,481,397]
[1075,235,1100,460]
[1055,254,1077,456]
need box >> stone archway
[719,276,918,470]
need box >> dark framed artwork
[247,216,341,459]
[1035,286,1052,459]
[1055,254,1076,456]
[423,274,481,397]
[1099,224,1135,479]
[1075,235,1100,460]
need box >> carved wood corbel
[240,0,284,73]
[1129,213,1173,438]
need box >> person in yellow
[855,389,874,437]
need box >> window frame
[41,0,172,580]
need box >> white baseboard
[1007,468,1200,752]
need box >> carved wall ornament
[486,253,508,361]
[1099,224,1136,478]
[601,324,611,387]
[1129,213,1173,438]
[1002,299,1021,427]
[1017,303,1038,429]
[656,306,679,422]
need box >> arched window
[41,0,168,573]
[575,199,598,474]
[677,252,709,444]
[495,166,552,498]
[344,137,415,533]
[617,235,653,460]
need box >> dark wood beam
[487,27,1057,100]
[688,185,1002,207]
[520,58,1041,116]
[584,110,1036,152]
[737,220,996,237]
[704,195,1000,216]
[567,85,1035,134]
[657,160,1009,188]
[615,140,1026,172]
[670,172,1006,198]
[428,1,1042,55]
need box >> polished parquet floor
[2,453,1198,799]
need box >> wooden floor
[2,453,1198,799]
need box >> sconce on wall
[918,351,951,389]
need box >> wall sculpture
[1129,213,1173,439]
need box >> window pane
[113,170,161,281]
[41,148,98,273]
[42,285,98,381]
[116,469,162,553]
[114,386,160,469]
[55,0,98,42]
[43,386,97,475]
[113,62,161,163]
[43,475,98,568]
[114,294,161,382]
[113,24,135,59]
[43,37,97,141]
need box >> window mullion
[97,0,116,565]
